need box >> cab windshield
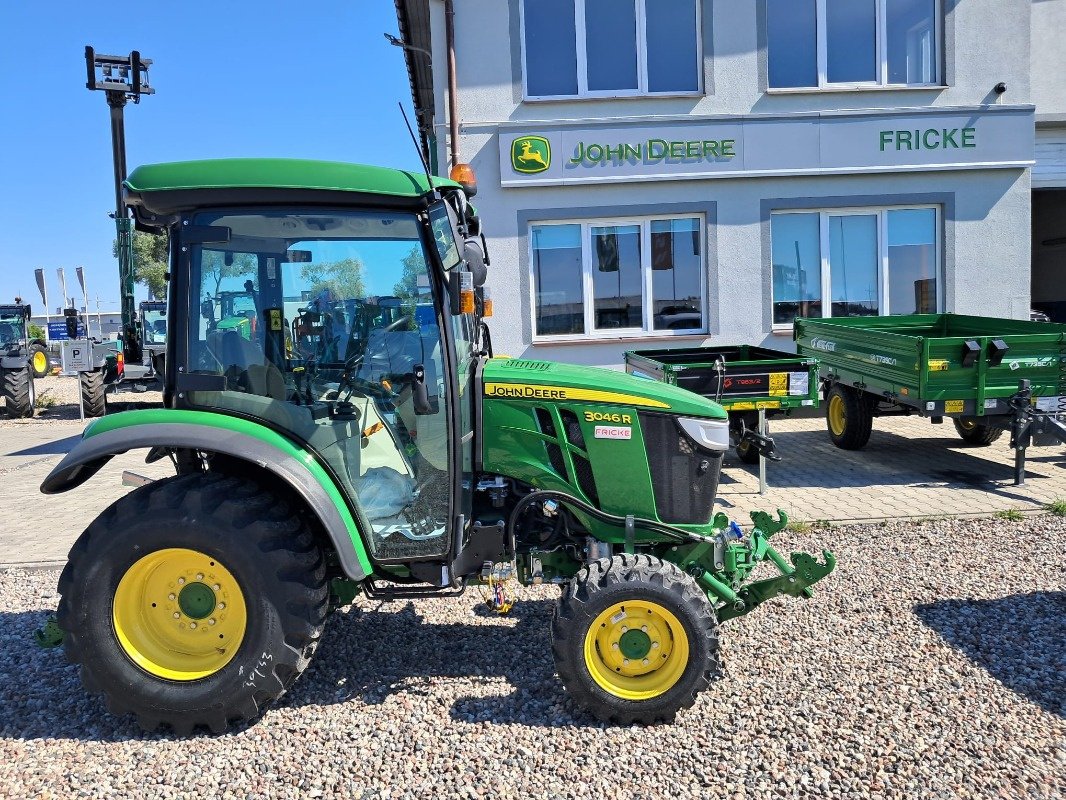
[184,207,462,561]
[0,311,23,348]
[141,307,167,345]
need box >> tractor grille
[571,453,600,506]
[560,409,586,448]
[535,407,557,438]
[544,442,568,481]
[639,413,722,525]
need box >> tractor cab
[127,159,483,567]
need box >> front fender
[41,409,372,581]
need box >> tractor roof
[125,158,462,227]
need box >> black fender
[41,423,372,580]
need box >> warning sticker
[789,372,810,396]
[768,372,787,397]
[945,400,964,413]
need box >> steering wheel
[381,315,414,333]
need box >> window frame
[519,0,704,101]
[529,214,709,342]
[768,0,942,92]
[769,204,942,332]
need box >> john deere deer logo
[511,136,551,174]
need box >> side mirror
[463,238,488,288]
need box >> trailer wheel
[953,417,1003,446]
[1,365,35,418]
[552,554,720,725]
[29,345,50,378]
[735,420,768,464]
[826,385,873,450]
[79,369,107,417]
[57,473,328,734]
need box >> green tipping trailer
[625,345,820,463]
[794,313,1066,482]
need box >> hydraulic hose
[506,489,711,548]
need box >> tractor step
[363,579,467,601]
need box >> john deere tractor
[1,300,48,418]
[42,159,834,733]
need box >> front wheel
[57,473,328,734]
[953,417,1003,446]
[552,554,720,724]
[79,369,106,417]
[2,366,34,418]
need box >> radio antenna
[399,102,437,197]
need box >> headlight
[677,416,730,453]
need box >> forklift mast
[85,46,154,364]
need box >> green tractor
[1,300,49,418]
[42,158,835,733]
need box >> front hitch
[667,509,836,622]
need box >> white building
[395,0,1060,367]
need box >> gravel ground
[0,375,162,427]
[0,515,1062,799]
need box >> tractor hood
[482,358,726,419]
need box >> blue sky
[0,0,421,314]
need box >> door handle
[412,364,434,415]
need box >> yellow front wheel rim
[828,394,847,436]
[112,548,248,681]
[584,600,689,700]
[32,351,47,374]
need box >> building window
[771,206,940,326]
[531,216,706,339]
[767,0,939,89]
[522,0,701,99]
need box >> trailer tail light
[116,350,124,376]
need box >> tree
[200,250,258,298]
[301,257,366,301]
[114,231,168,300]
[28,323,45,340]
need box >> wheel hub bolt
[642,658,650,665]
[620,625,628,632]
[177,577,186,584]
[218,602,226,610]
[623,659,630,666]
[212,584,220,591]
[196,573,204,581]
[168,593,176,601]
[652,642,660,649]
[173,612,180,619]
[612,642,619,650]
[641,625,648,632]
[209,618,216,626]
[189,622,197,629]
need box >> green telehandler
[1,300,49,418]
[41,157,835,733]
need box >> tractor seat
[220,330,285,400]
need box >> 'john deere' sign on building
[498,107,1033,187]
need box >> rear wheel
[57,473,328,734]
[29,345,49,378]
[2,366,34,418]
[552,554,720,724]
[826,385,873,450]
[79,369,106,417]
[953,417,1004,446]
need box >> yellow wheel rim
[828,394,847,437]
[958,418,976,431]
[583,600,689,700]
[32,351,47,374]
[112,548,247,681]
